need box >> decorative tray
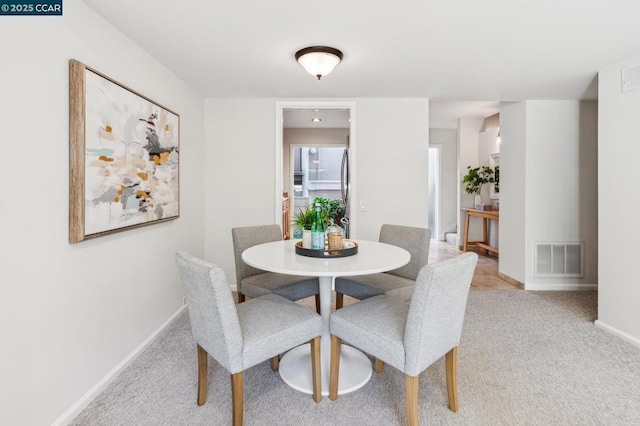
[295,240,358,258]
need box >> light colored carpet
[71,291,640,425]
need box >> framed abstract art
[69,59,180,243]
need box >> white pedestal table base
[279,275,372,395]
[279,342,372,396]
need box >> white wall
[0,1,205,425]
[498,101,598,289]
[524,101,598,289]
[429,129,458,240]
[597,55,640,345]
[457,118,486,245]
[204,99,276,287]
[499,102,527,283]
[478,128,500,179]
[203,98,429,283]
[355,99,430,240]
[478,128,500,248]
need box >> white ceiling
[429,101,499,129]
[82,0,640,101]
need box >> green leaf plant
[463,165,496,195]
[294,197,346,231]
[293,206,316,231]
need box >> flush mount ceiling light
[311,118,322,123]
[295,46,343,80]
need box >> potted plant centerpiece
[463,165,496,209]
[311,197,345,226]
[293,198,346,249]
[293,206,316,248]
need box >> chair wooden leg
[310,336,322,402]
[270,355,279,372]
[335,292,344,310]
[315,294,321,314]
[197,344,208,406]
[231,372,243,426]
[329,334,341,400]
[237,292,246,303]
[445,347,459,412]
[405,375,419,426]
[374,358,385,373]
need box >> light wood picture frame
[69,59,180,243]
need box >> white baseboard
[52,304,188,426]
[594,320,640,349]
[524,283,598,291]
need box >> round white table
[242,239,410,396]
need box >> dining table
[242,239,410,396]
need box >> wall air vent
[622,64,640,93]
[534,242,584,278]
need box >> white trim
[52,304,188,426]
[595,320,640,349]
[524,283,598,291]
[275,100,357,237]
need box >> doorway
[289,145,348,222]
[275,101,357,238]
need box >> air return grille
[534,242,584,278]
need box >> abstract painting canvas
[69,59,180,243]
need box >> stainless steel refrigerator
[340,147,350,238]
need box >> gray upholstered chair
[328,252,478,426]
[232,224,320,311]
[175,252,322,426]
[335,224,431,309]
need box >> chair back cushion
[231,225,283,288]
[379,224,431,280]
[403,252,477,376]
[175,251,243,373]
